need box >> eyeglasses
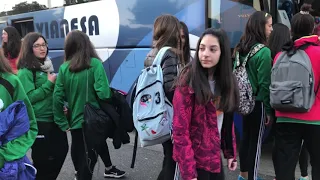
[33,44,48,49]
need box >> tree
[0,1,47,17]
[64,0,100,6]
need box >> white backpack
[132,47,174,147]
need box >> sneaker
[238,175,246,180]
[299,177,309,180]
[238,175,263,180]
[104,166,126,178]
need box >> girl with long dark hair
[180,21,192,62]
[1,26,21,74]
[144,14,185,180]
[17,32,68,180]
[0,48,37,171]
[172,28,239,180]
[234,11,273,180]
[53,30,124,180]
[273,4,320,180]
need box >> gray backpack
[270,44,319,112]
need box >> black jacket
[145,48,180,102]
[98,88,134,149]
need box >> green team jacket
[17,69,55,122]
[0,72,38,168]
[235,45,272,115]
[53,58,111,131]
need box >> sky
[1,0,64,11]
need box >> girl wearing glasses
[17,32,68,180]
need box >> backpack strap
[151,46,172,66]
[242,44,266,67]
[289,42,320,95]
[0,76,14,99]
[32,70,37,88]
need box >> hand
[265,115,273,126]
[228,158,237,171]
[191,179,197,180]
[47,72,57,83]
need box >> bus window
[208,0,262,47]
[12,18,34,37]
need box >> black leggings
[31,122,68,180]
[71,129,98,180]
[273,123,320,180]
[71,129,113,180]
[239,102,265,180]
[299,142,309,177]
[157,140,176,180]
[197,163,225,180]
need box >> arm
[221,112,237,160]
[0,79,37,168]
[172,86,197,180]
[53,68,69,131]
[17,70,54,104]
[94,61,111,100]
[162,52,179,102]
[257,48,272,115]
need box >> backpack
[132,46,173,147]
[234,44,265,115]
[270,43,319,112]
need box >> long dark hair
[291,3,315,41]
[17,32,48,70]
[180,21,192,63]
[268,23,290,59]
[0,49,13,74]
[282,3,316,51]
[177,28,239,112]
[64,30,100,72]
[153,15,184,65]
[234,11,272,55]
[2,26,21,59]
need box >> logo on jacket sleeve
[0,99,4,112]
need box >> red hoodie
[274,35,320,121]
[6,54,18,74]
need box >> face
[265,17,273,38]
[180,29,185,48]
[2,30,8,43]
[32,37,47,59]
[198,34,221,69]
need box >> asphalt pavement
[26,132,276,180]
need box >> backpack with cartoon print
[132,47,173,147]
[233,44,265,115]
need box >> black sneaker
[104,166,126,178]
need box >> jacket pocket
[270,81,306,112]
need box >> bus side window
[12,18,34,37]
